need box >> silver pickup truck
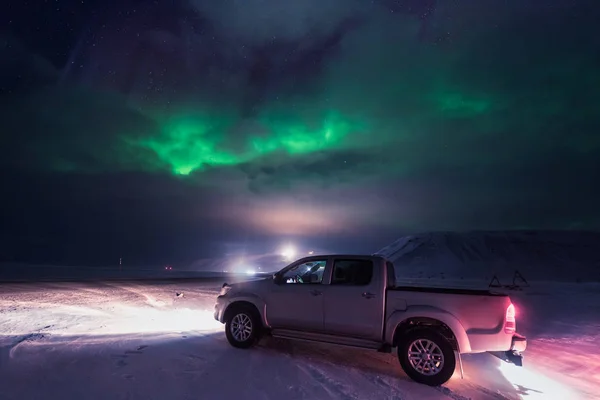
[214,255,526,386]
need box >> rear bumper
[489,333,527,367]
[511,332,527,352]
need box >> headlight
[219,285,232,296]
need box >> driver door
[264,258,328,332]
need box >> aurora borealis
[1,0,599,265]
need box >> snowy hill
[376,231,600,284]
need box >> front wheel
[224,305,262,349]
[397,328,456,386]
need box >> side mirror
[273,273,281,284]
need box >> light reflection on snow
[498,362,580,400]
[100,306,223,335]
[3,303,223,338]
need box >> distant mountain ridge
[376,230,600,283]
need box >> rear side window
[331,259,373,286]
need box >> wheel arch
[223,299,265,326]
[386,306,471,353]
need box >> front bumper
[213,295,227,323]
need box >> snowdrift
[376,230,600,284]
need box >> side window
[331,259,373,286]
[280,260,327,284]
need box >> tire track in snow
[437,382,513,400]
[434,386,473,400]
[297,362,359,400]
[8,333,47,359]
[361,373,410,400]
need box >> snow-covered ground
[1,279,597,400]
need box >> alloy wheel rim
[407,338,445,376]
[231,313,253,342]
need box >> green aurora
[128,110,365,176]
[1,0,598,183]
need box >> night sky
[1,0,599,266]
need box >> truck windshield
[281,260,327,284]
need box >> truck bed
[390,285,506,296]
[386,284,513,353]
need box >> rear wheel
[397,328,456,386]
[224,305,262,349]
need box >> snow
[1,278,598,399]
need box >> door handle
[310,290,322,296]
[362,292,375,299]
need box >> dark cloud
[0,35,59,93]
[240,15,364,116]
[189,0,366,44]
[0,169,251,265]
[237,148,382,193]
[0,85,163,172]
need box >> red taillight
[505,303,516,334]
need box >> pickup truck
[213,255,526,386]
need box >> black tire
[224,304,262,349]
[397,328,456,386]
